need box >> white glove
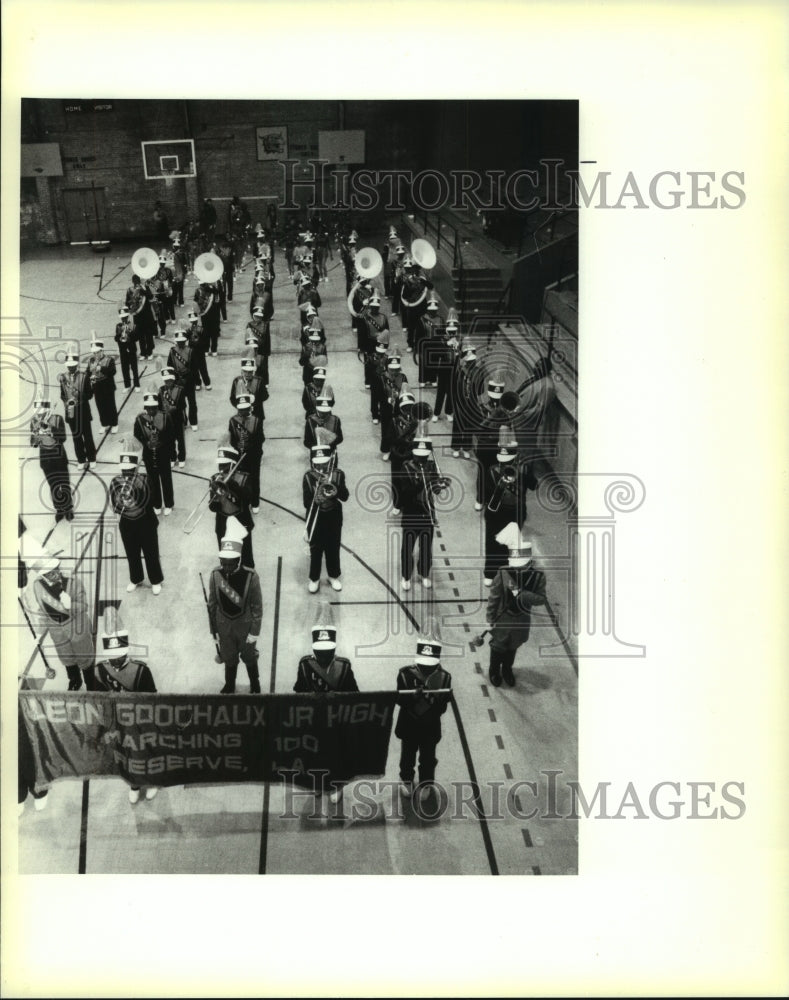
[60,592,72,610]
[246,634,258,646]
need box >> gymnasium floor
[14,237,578,876]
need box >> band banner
[19,690,396,789]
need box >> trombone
[486,466,517,513]
[304,449,338,543]
[182,452,245,534]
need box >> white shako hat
[33,552,61,575]
[416,614,442,666]
[118,306,130,318]
[311,444,332,466]
[65,340,80,365]
[497,424,517,462]
[101,605,129,657]
[312,365,327,382]
[252,306,265,319]
[235,393,252,411]
[316,384,334,412]
[495,523,533,567]
[186,310,199,323]
[218,516,248,560]
[426,293,440,312]
[119,437,141,471]
[311,600,336,650]
[241,350,256,370]
[487,372,506,399]
[306,305,318,317]
[445,307,460,331]
[461,338,477,360]
[143,392,158,407]
[90,331,104,351]
[398,391,415,409]
[174,328,187,342]
[412,419,432,457]
[161,365,175,381]
[368,290,382,307]
[217,438,239,467]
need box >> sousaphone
[131,247,160,280]
[355,246,383,280]
[411,238,437,271]
[194,251,225,284]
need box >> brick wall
[20,99,435,245]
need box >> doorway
[62,187,108,244]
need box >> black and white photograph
[13,96,580,876]
[2,2,787,998]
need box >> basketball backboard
[141,139,196,180]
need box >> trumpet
[304,450,338,543]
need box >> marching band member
[157,364,187,467]
[379,350,410,460]
[22,553,95,691]
[207,519,262,695]
[58,343,96,470]
[399,256,433,353]
[217,233,236,303]
[416,292,442,386]
[347,275,373,349]
[95,607,159,803]
[368,329,390,425]
[114,305,140,392]
[194,278,221,357]
[297,274,322,313]
[133,393,175,515]
[228,393,264,514]
[29,397,73,522]
[246,305,272,386]
[302,364,329,416]
[86,334,118,433]
[384,388,418,507]
[450,339,480,458]
[390,244,406,312]
[485,525,547,688]
[314,226,330,283]
[209,443,255,568]
[295,601,358,803]
[295,600,357,691]
[108,441,164,594]
[302,441,350,593]
[299,328,329,386]
[168,328,200,430]
[434,308,460,421]
[473,371,510,510]
[249,260,274,320]
[171,237,187,306]
[399,422,445,590]
[395,616,452,802]
[126,273,156,359]
[303,303,324,338]
[482,430,538,585]
[230,351,267,420]
[152,252,175,332]
[304,388,343,454]
[185,309,212,391]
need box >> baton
[199,571,223,664]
